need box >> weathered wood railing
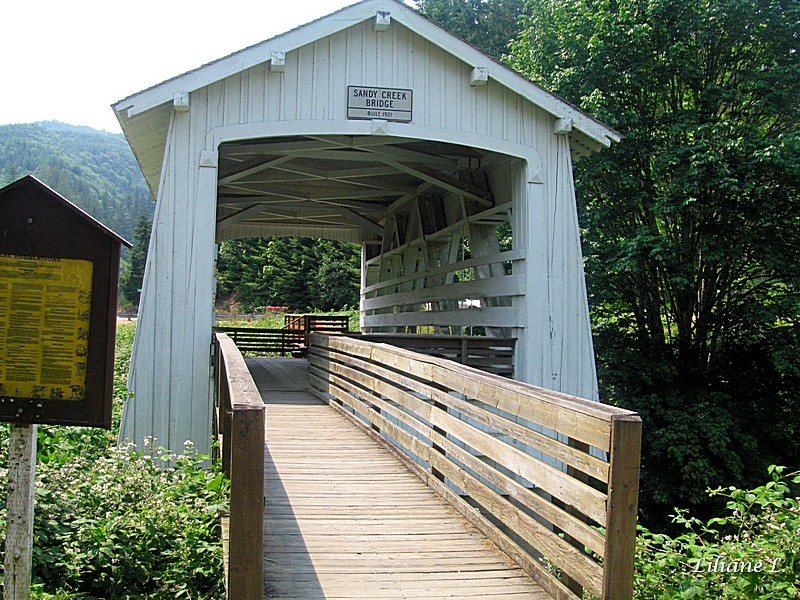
[350,333,516,377]
[284,313,350,336]
[308,333,642,600]
[216,314,349,357]
[215,326,306,355]
[213,332,264,600]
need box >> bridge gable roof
[113,0,619,195]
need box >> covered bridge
[113,0,620,456]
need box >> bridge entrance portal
[216,134,516,338]
[113,0,619,455]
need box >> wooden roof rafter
[215,134,501,242]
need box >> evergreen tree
[508,0,800,528]
[310,240,361,311]
[120,214,152,307]
[216,237,360,312]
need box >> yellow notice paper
[0,254,93,401]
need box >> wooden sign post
[3,424,36,600]
[0,176,130,598]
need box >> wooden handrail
[308,333,641,600]
[214,332,264,600]
[216,316,349,357]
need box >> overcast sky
[1,0,415,133]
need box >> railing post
[602,414,642,600]
[228,407,265,599]
[214,333,265,600]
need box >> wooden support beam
[383,160,493,207]
[602,415,642,600]
[218,187,406,204]
[216,204,266,229]
[218,155,294,185]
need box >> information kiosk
[0,175,130,428]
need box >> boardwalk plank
[251,357,549,600]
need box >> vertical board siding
[121,105,218,456]
[203,21,553,148]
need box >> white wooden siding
[202,21,549,151]
[119,110,218,455]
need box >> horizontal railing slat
[320,335,613,450]
[314,353,608,524]
[354,333,515,377]
[321,375,602,595]
[308,367,607,558]
[309,348,609,482]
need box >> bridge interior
[248,356,549,599]
[215,135,502,244]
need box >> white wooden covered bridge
[113,1,639,598]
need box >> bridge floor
[247,357,549,599]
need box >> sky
[1,0,415,134]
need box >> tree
[414,0,529,58]
[310,240,361,311]
[120,214,152,307]
[261,237,317,309]
[508,0,800,528]
[215,237,361,312]
[216,237,273,311]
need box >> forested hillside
[0,121,153,241]
[216,237,360,312]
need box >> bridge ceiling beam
[218,187,407,205]
[215,135,496,243]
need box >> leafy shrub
[0,322,227,598]
[27,441,227,598]
[635,466,800,599]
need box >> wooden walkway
[247,357,549,600]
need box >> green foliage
[0,322,226,598]
[119,214,152,307]
[635,466,800,599]
[216,236,360,312]
[508,0,800,528]
[21,442,227,599]
[414,0,529,58]
[309,240,362,310]
[0,122,153,243]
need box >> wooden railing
[284,314,349,336]
[213,333,264,600]
[350,333,515,377]
[215,326,306,355]
[216,315,349,357]
[308,333,642,600]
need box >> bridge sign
[347,86,413,122]
[0,176,130,428]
